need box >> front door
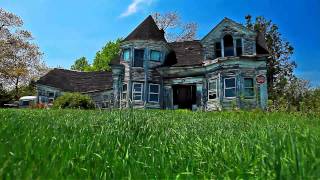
[173,85,196,109]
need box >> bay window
[122,84,127,100]
[208,79,218,100]
[224,77,236,98]
[132,82,143,101]
[244,78,254,97]
[149,84,160,102]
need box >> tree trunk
[15,76,19,100]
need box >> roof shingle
[164,40,204,67]
[124,15,166,42]
[37,69,113,93]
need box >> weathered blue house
[37,16,269,110]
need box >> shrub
[53,93,95,109]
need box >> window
[224,78,236,98]
[236,39,243,56]
[149,84,160,102]
[122,84,127,100]
[150,50,161,61]
[244,78,254,97]
[208,79,218,100]
[134,49,144,67]
[132,83,143,101]
[48,92,54,98]
[215,42,222,58]
[123,49,131,61]
[223,34,234,57]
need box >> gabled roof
[201,17,256,43]
[164,40,203,67]
[124,15,166,42]
[37,69,113,93]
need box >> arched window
[223,34,234,57]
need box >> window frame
[150,50,161,62]
[132,82,143,101]
[224,77,236,99]
[122,83,128,100]
[208,79,218,100]
[223,34,235,57]
[148,83,160,103]
[244,78,255,98]
[123,48,131,61]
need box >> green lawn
[0,109,319,179]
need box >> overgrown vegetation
[53,93,95,109]
[0,109,319,179]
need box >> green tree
[245,15,296,103]
[0,8,47,100]
[70,57,90,71]
[92,39,121,71]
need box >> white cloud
[120,0,152,17]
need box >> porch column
[196,83,203,110]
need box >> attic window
[223,34,234,57]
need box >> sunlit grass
[0,109,319,179]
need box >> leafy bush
[300,88,320,113]
[53,93,95,109]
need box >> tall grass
[0,109,319,179]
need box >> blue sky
[1,0,319,86]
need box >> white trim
[132,82,143,101]
[148,83,160,103]
[224,77,236,99]
[208,79,218,100]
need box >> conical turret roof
[124,15,166,42]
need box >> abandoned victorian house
[37,15,269,110]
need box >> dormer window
[223,34,234,57]
[150,50,161,61]
[123,49,131,61]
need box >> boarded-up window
[244,78,254,97]
[224,78,236,98]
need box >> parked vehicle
[19,96,37,108]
